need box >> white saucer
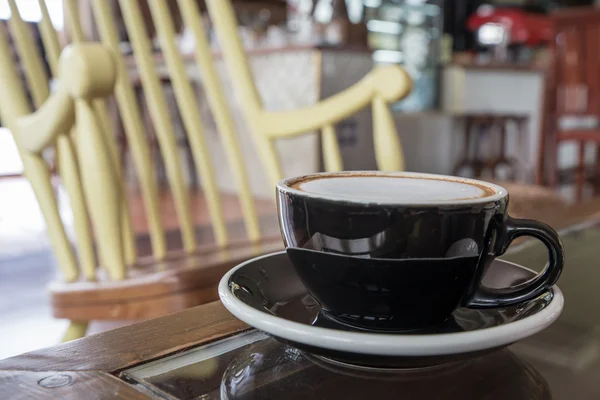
[219,251,563,367]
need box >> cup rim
[276,171,508,206]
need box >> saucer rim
[218,251,564,357]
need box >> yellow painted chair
[0,0,411,341]
[204,0,411,186]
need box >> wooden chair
[0,0,411,341]
[205,0,411,183]
[537,7,600,201]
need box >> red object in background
[467,7,552,47]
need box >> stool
[453,114,529,181]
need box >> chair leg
[549,135,559,188]
[576,141,586,202]
[594,144,600,196]
[474,121,489,179]
[537,121,548,186]
[62,321,89,342]
[453,117,473,177]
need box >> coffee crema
[290,174,497,203]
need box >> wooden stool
[453,114,529,181]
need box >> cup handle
[467,216,564,308]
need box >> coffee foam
[289,173,498,203]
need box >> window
[0,0,63,29]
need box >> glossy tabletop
[1,219,599,399]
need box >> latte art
[291,174,497,203]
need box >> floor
[0,177,277,360]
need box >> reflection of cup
[221,338,551,399]
[277,171,564,331]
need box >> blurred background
[2,0,600,369]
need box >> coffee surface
[291,175,496,202]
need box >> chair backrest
[550,7,600,118]
[205,0,412,187]
[0,0,411,284]
[0,0,131,283]
[537,7,600,184]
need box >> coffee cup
[276,171,564,331]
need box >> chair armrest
[257,65,412,138]
[12,43,117,154]
[13,89,74,153]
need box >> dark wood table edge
[0,370,151,399]
[0,301,249,399]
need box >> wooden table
[0,302,248,399]
[2,220,600,399]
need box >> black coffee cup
[276,171,564,332]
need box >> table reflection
[124,332,551,400]
[220,338,550,400]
